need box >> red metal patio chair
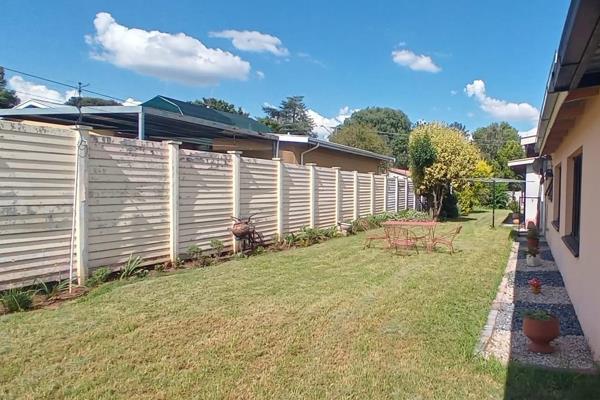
[431,225,462,254]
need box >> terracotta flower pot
[530,285,541,294]
[523,315,560,353]
[512,213,520,225]
[527,238,539,249]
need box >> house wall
[279,143,383,173]
[545,93,600,361]
[0,121,416,290]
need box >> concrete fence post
[333,167,341,224]
[273,158,283,241]
[353,171,359,220]
[166,141,181,264]
[394,177,399,212]
[307,163,317,228]
[74,126,91,285]
[369,172,375,215]
[383,175,388,212]
[228,151,242,253]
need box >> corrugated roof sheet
[142,96,272,134]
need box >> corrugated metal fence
[0,122,416,289]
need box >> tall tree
[448,121,469,137]
[329,123,390,156]
[260,96,314,136]
[192,97,248,116]
[0,67,20,108]
[472,122,520,162]
[410,123,480,218]
[65,97,120,107]
[341,107,411,167]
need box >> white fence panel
[357,173,371,217]
[386,178,396,211]
[374,175,385,213]
[315,167,336,228]
[282,163,310,233]
[240,157,278,242]
[340,171,354,222]
[179,149,233,253]
[0,122,77,289]
[87,136,171,269]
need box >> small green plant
[210,239,224,259]
[87,267,112,287]
[522,309,553,321]
[36,279,71,298]
[120,254,143,280]
[1,288,34,312]
[507,200,520,214]
[527,246,539,257]
[187,244,203,261]
[154,262,167,272]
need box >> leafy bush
[507,199,519,213]
[457,187,476,215]
[210,239,224,259]
[87,267,111,287]
[1,288,34,312]
[36,279,71,298]
[120,254,143,280]
[284,226,338,247]
[186,244,202,261]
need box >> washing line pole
[492,179,496,228]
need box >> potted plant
[527,222,539,249]
[522,309,560,353]
[527,277,542,294]
[526,246,541,267]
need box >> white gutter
[300,142,320,165]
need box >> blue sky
[0,0,570,137]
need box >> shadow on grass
[504,362,600,400]
[447,216,477,222]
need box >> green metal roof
[142,96,272,134]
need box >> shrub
[1,288,34,312]
[210,239,224,259]
[186,244,202,261]
[87,267,111,287]
[457,187,476,215]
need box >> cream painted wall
[545,94,600,361]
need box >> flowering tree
[409,123,481,218]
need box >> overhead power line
[2,66,126,103]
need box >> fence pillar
[229,151,242,252]
[73,126,91,285]
[394,177,399,212]
[383,175,388,212]
[166,141,181,264]
[353,171,359,220]
[333,167,341,223]
[404,178,409,210]
[307,163,317,228]
[369,172,375,215]
[273,158,283,241]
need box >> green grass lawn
[1,211,598,399]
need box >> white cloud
[86,12,250,86]
[464,79,539,124]
[9,75,140,106]
[122,97,142,106]
[256,70,265,80]
[391,49,441,73]
[450,90,458,95]
[307,106,358,140]
[209,29,289,56]
[8,76,76,103]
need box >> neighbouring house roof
[276,134,395,162]
[0,95,393,162]
[520,135,537,146]
[142,96,272,134]
[388,167,411,177]
[13,99,67,109]
[507,157,536,167]
[537,0,600,154]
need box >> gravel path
[475,238,596,372]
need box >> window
[571,154,582,241]
[562,151,582,257]
[552,164,561,231]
